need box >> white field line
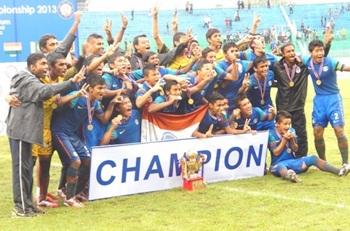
[222,186,348,210]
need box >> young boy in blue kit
[52,74,116,207]
[303,40,350,166]
[268,111,350,183]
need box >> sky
[87,0,349,11]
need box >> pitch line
[222,186,348,210]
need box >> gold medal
[316,79,322,85]
[51,103,57,109]
[188,98,194,105]
[260,100,265,105]
[87,124,94,131]
[214,84,219,89]
[289,81,294,87]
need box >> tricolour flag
[141,105,208,142]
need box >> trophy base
[182,177,205,191]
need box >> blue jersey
[102,72,124,90]
[247,71,274,110]
[198,111,229,134]
[240,50,277,69]
[303,56,339,95]
[109,110,141,144]
[268,128,297,165]
[52,92,104,134]
[233,107,268,130]
[153,94,196,114]
[132,66,177,80]
[135,82,161,102]
[216,60,250,112]
[83,117,107,151]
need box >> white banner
[89,131,269,200]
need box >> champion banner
[89,131,268,200]
[141,105,208,142]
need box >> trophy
[180,151,206,191]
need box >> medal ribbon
[283,62,297,83]
[86,96,93,127]
[254,75,267,103]
[310,58,324,81]
[275,128,295,157]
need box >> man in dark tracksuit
[274,42,332,157]
[6,53,83,217]
[273,43,309,157]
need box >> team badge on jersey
[323,66,329,72]
[295,66,301,73]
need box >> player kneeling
[268,110,350,183]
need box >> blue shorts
[53,132,91,166]
[270,156,318,176]
[312,94,345,128]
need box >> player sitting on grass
[268,110,350,183]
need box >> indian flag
[141,105,208,142]
[3,42,22,52]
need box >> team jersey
[231,107,268,130]
[303,56,340,95]
[169,56,193,70]
[215,49,225,62]
[32,75,65,156]
[52,92,104,134]
[132,67,178,80]
[83,117,107,151]
[102,72,124,90]
[109,109,141,144]
[240,50,277,69]
[135,81,161,104]
[268,127,297,166]
[198,111,229,134]
[247,71,274,110]
[216,60,250,112]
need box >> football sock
[315,138,326,161]
[337,136,348,164]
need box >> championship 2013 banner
[141,105,208,142]
[89,131,268,200]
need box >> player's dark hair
[163,80,178,93]
[308,39,324,52]
[173,32,186,47]
[280,42,294,54]
[195,59,211,72]
[47,53,65,66]
[206,28,220,40]
[253,55,268,68]
[38,34,56,51]
[132,34,147,49]
[276,110,292,123]
[27,53,46,68]
[87,33,103,42]
[207,92,225,104]
[86,73,105,88]
[107,52,124,66]
[201,47,215,59]
[234,93,249,107]
[143,63,157,77]
[142,51,157,63]
[222,42,237,54]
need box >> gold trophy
[180,151,206,191]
